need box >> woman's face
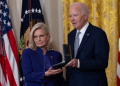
[33,29,50,49]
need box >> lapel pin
[86,34,89,35]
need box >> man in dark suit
[65,2,109,86]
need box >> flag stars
[7,21,11,26]
[3,11,7,17]
[35,8,38,12]
[20,77,23,81]
[32,8,34,13]
[5,4,8,9]
[0,10,2,14]
[21,8,42,20]
[28,10,31,13]
[3,20,6,24]
[1,2,4,6]
[25,10,28,14]
[20,77,25,81]
[27,10,30,13]
[38,9,41,13]
[2,28,4,31]
[21,18,24,22]
[0,1,3,5]
[9,15,11,19]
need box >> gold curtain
[63,0,120,86]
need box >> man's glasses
[33,34,46,40]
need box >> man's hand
[65,59,78,67]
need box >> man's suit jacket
[21,47,65,86]
[66,23,109,86]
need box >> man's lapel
[76,23,92,58]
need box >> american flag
[0,0,19,86]
[117,34,120,86]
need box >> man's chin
[74,27,78,29]
[72,25,77,28]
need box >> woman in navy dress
[21,23,65,86]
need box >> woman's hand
[45,67,63,77]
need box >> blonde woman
[21,23,65,86]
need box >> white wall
[40,0,64,53]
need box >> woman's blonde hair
[29,22,53,50]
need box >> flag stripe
[0,0,19,86]
[6,29,19,66]
[0,64,7,86]
[0,83,2,86]
[3,32,19,86]
[117,76,120,86]
[119,36,120,52]
[7,75,10,86]
[0,55,7,82]
[117,34,120,86]
[117,63,120,78]
[5,52,17,86]
[118,36,120,62]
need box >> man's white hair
[70,2,90,18]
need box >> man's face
[69,5,88,30]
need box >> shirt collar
[77,22,89,34]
